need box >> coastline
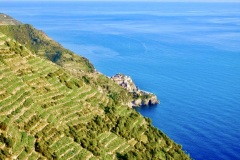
[110,73,159,107]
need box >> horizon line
[1,0,240,2]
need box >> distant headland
[111,73,159,107]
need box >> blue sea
[1,2,240,160]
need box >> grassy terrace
[0,30,190,160]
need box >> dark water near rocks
[1,2,240,160]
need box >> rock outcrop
[111,73,159,107]
[132,92,159,107]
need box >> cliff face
[0,14,190,160]
[133,92,159,106]
[111,74,159,107]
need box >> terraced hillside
[0,30,190,159]
[0,24,137,106]
[0,24,94,74]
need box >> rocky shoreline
[110,73,159,107]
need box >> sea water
[1,2,240,160]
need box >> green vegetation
[0,22,190,160]
[0,24,94,73]
[0,24,154,107]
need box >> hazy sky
[2,0,240,2]
[57,0,240,1]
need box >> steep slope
[0,13,22,25]
[0,32,190,159]
[0,24,134,106]
[0,24,158,108]
[0,24,94,74]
